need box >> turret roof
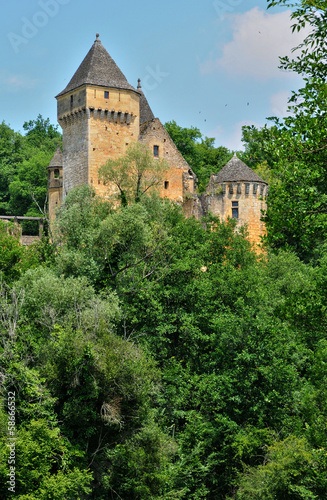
[56,34,138,97]
[213,154,267,184]
[48,144,63,168]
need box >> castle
[48,34,267,247]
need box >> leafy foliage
[1,180,327,497]
[99,142,169,205]
[242,1,327,261]
[164,120,232,191]
[0,115,61,219]
[1,8,327,495]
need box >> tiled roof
[137,79,155,124]
[213,154,267,184]
[56,34,138,97]
[48,144,63,167]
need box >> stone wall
[87,86,140,197]
[205,181,267,247]
[48,178,62,221]
[59,113,89,198]
[57,85,140,199]
[139,118,196,202]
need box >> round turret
[205,154,268,247]
[48,144,63,221]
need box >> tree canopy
[98,142,169,205]
[0,115,61,225]
[2,184,327,498]
[164,120,233,192]
[238,0,327,262]
[1,2,327,496]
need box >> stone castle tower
[48,34,267,248]
[204,154,267,247]
[48,34,196,220]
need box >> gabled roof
[48,144,63,168]
[56,34,138,97]
[212,154,267,184]
[137,79,155,125]
[139,117,198,181]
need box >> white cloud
[200,7,310,80]
[270,89,292,117]
[0,71,38,90]
[209,119,265,151]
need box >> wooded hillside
[1,1,327,498]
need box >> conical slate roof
[56,34,138,97]
[213,154,267,184]
[48,144,63,168]
[137,79,155,124]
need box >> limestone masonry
[48,34,267,247]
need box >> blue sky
[0,0,307,150]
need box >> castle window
[229,184,233,194]
[104,91,109,99]
[54,169,60,179]
[245,183,250,194]
[253,184,258,195]
[153,145,159,157]
[164,181,169,189]
[70,95,73,110]
[232,201,239,219]
[237,184,241,194]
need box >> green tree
[23,114,61,150]
[0,116,62,223]
[0,122,25,214]
[53,185,176,293]
[231,436,327,499]
[99,142,169,205]
[240,124,278,170]
[165,120,232,191]
[0,220,39,283]
[52,185,111,283]
[260,0,327,260]
[0,419,93,499]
